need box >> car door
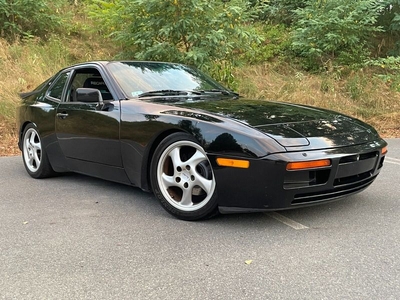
[54,66,122,167]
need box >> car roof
[67,60,182,69]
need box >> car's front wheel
[151,133,218,220]
[22,124,55,178]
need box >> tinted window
[48,72,69,100]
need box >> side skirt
[66,157,133,186]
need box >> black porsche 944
[17,61,387,220]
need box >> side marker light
[216,158,250,169]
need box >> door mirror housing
[76,88,103,103]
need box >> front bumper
[210,140,387,213]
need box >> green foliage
[376,1,400,56]
[243,24,290,64]
[89,0,262,86]
[368,56,400,91]
[377,1,400,32]
[291,0,383,70]
[250,0,307,24]
[368,56,400,71]
[88,0,124,36]
[0,0,65,41]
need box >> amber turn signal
[216,158,250,169]
[286,159,331,171]
[381,146,388,155]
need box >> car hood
[175,98,378,150]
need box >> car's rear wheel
[151,133,218,220]
[22,124,55,178]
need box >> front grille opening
[292,175,376,204]
[335,151,378,185]
[339,151,378,164]
[334,170,372,186]
[284,169,330,189]
[339,154,359,164]
[360,151,378,160]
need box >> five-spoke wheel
[151,133,218,220]
[22,124,54,178]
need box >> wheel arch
[18,121,37,150]
[140,128,201,192]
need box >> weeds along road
[0,139,399,300]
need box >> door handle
[56,112,69,119]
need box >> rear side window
[48,72,69,100]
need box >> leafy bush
[291,0,383,70]
[242,24,290,64]
[368,56,400,91]
[249,0,307,24]
[0,0,65,41]
[376,0,400,56]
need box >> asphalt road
[1,139,399,300]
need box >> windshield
[106,61,231,98]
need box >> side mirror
[76,88,104,103]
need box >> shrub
[0,0,64,41]
[291,0,383,70]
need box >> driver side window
[68,69,113,102]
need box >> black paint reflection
[180,99,340,126]
[161,109,222,123]
[178,120,204,144]
[56,101,121,166]
[208,133,242,153]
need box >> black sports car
[17,61,387,220]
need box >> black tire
[150,133,219,221]
[21,123,55,178]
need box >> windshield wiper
[200,89,239,97]
[137,90,202,98]
[137,89,239,99]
